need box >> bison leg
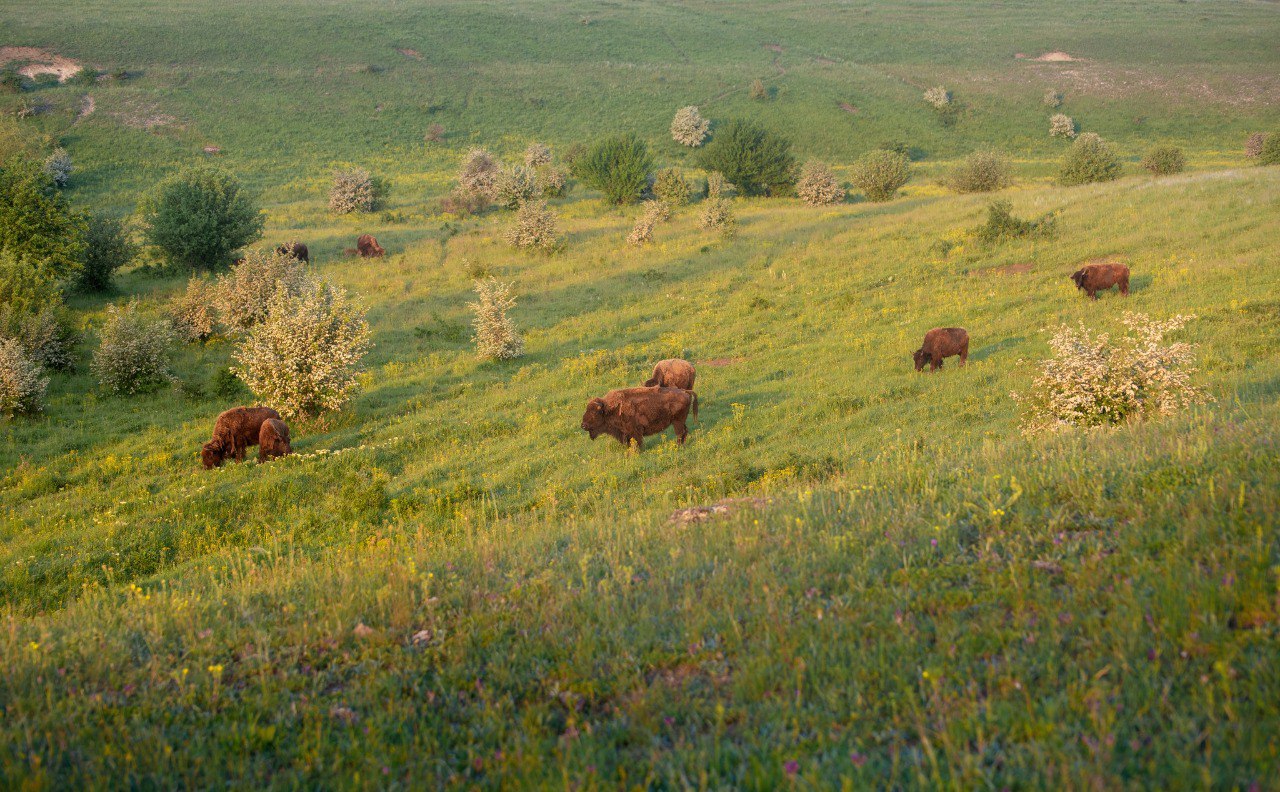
[1120,276,1130,296]
[674,421,689,444]
[1089,289,1099,301]
[959,341,969,366]
[931,357,942,372]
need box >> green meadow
[2,0,1280,787]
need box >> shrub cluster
[700,196,737,237]
[504,200,560,252]
[1141,145,1186,176]
[232,278,371,419]
[469,278,524,360]
[670,106,710,148]
[574,134,654,205]
[749,79,768,101]
[945,150,1011,194]
[628,200,671,245]
[142,166,263,271]
[458,148,499,201]
[850,149,909,202]
[0,337,47,417]
[1042,89,1062,109]
[91,302,176,395]
[0,158,87,305]
[0,304,76,371]
[43,147,72,188]
[974,200,1055,245]
[524,142,552,169]
[328,167,378,214]
[491,165,537,209]
[1049,113,1077,139]
[168,276,219,343]
[1058,132,1121,186]
[1244,132,1267,159]
[923,86,951,109]
[439,188,489,217]
[1013,314,1207,434]
[424,123,445,144]
[1259,133,1280,166]
[76,214,136,292]
[652,169,692,205]
[697,119,795,197]
[536,165,568,198]
[213,248,310,333]
[794,161,845,206]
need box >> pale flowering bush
[469,278,524,360]
[524,142,552,168]
[1013,313,1208,434]
[504,200,560,252]
[0,305,76,371]
[0,338,48,417]
[232,279,371,418]
[705,171,736,199]
[795,161,845,205]
[214,249,310,333]
[671,106,710,147]
[700,196,737,237]
[43,147,73,188]
[1042,89,1063,109]
[491,165,538,209]
[850,149,909,202]
[1049,113,1077,139]
[1244,132,1266,159]
[458,147,499,200]
[627,200,671,245]
[328,167,377,214]
[92,302,176,395]
[923,86,951,109]
[536,165,568,198]
[168,276,219,343]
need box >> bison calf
[258,418,292,462]
[356,234,385,258]
[644,358,696,391]
[913,327,969,372]
[202,406,281,469]
[581,386,698,450]
[1071,263,1129,300]
[276,241,310,264]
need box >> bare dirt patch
[838,102,859,114]
[202,145,221,155]
[700,357,743,368]
[1032,51,1081,63]
[668,496,768,525]
[0,46,83,82]
[993,262,1033,275]
[395,47,421,60]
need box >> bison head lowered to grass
[581,386,697,450]
[201,405,281,469]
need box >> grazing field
[2,0,1280,788]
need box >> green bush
[1058,133,1122,186]
[945,150,1011,193]
[76,214,135,292]
[1259,133,1280,166]
[0,156,87,304]
[850,149,909,202]
[141,166,264,270]
[574,134,654,205]
[696,119,795,197]
[974,200,1056,245]
[0,68,24,94]
[652,169,691,205]
[1141,145,1186,176]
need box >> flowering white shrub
[705,171,736,199]
[537,165,568,198]
[232,279,371,418]
[1013,313,1208,434]
[671,106,711,147]
[0,338,47,417]
[504,200,560,252]
[795,161,845,205]
[458,147,499,200]
[1043,89,1062,108]
[700,196,737,237]
[924,86,951,109]
[169,276,219,343]
[0,305,75,371]
[469,278,524,360]
[627,200,671,245]
[524,142,552,168]
[92,302,176,395]
[492,165,537,209]
[43,147,72,188]
[328,167,376,214]
[214,249,309,333]
[1049,113,1077,139]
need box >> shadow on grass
[970,336,1026,362]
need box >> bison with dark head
[1070,263,1130,300]
[644,358,696,391]
[581,386,697,450]
[356,234,385,258]
[276,241,310,264]
[202,406,282,469]
[913,327,970,372]
[258,418,292,462]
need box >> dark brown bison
[202,406,281,469]
[356,234,385,258]
[276,241,310,264]
[913,327,970,372]
[581,386,697,450]
[644,358,696,391]
[1071,263,1130,299]
[258,418,292,462]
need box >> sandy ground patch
[0,46,83,82]
[668,496,768,525]
[993,262,1033,275]
[1033,51,1081,62]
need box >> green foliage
[0,68,24,94]
[1259,133,1280,166]
[70,67,98,87]
[945,150,1011,193]
[696,119,796,197]
[141,166,264,271]
[652,168,691,205]
[973,199,1056,245]
[1058,133,1122,185]
[91,302,176,395]
[0,303,76,371]
[1141,145,1186,176]
[574,134,653,205]
[0,156,87,304]
[75,214,135,292]
[850,149,909,202]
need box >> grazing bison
[258,418,292,462]
[581,386,697,450]
[276,241,310,264]
[202,406,281,469]
[913,327,970,372]
[1071,262,1130,300]
[356,234,385,258]
[644,358,696,391]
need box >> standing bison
[913,328,970,372]
[1071,263,1130,300]
[201,406,281,469]
[356,234,385,258]
[581,386,697,450]
[644,358,696,391]
[258,418,292,462]
[276,241,310,264]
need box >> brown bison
[258,418,292,462]
[356,234,385,258]
[1071,263,1130,299]
[276,241,310,264]
[913,327,970,372]
[581,386,698,450]
[202,406,281,469]
[644,358,696,391]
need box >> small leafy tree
[670,106,710,147]
[1049,113,1077,139]
[575,134,654,205]
[1141,145,1186,176]
[974,200,1055,245]
[696,119,795,197]
[76,214,135,292]
[700,196,737,238]
[0,338,47,417]
[142,166,263,270]
[1058,132,1121,186]
[43,147,72,188]
[0,157,87,299]
[1259,133,1280,166]
[0,303,76,371]
[214,248,310,333]
[328,167,380,214]
[504,200,560,252]
[795,161,845,206]
[469,278,524,360]
[233,279,371,419]
[850,149,909,202]
[653,169,692,205]
[945,150,1011,194]
[92,302,176,395]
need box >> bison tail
[689,390,699,419]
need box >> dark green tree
[573,134,654,205]
[0,156,86,310]
[696,119,796,197]
[76,214,136,292]
[142,166,264,270]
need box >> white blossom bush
[168,276,219,343]
[1042,89,1063,108]
[524,142,552,168]
[504,200,560,252]
[458,147,499,200]
[232,279,371,419]
[671,106,711,147]
[469,278,524,360]
[1049,113,1077,139]
[328,167,376,214]
[43,147,73,188]
[0,305,75,371]
[700,196,737,237]
[1013,314,1208,434]
[492,165,538,209]
[795,161,845,205]
[214,249,309,333]
[0,338,48,417]
[923,86,951,109]
[536,165,568,197]
[627,200,671,245]
[91,302,176,395]
[705,171,736,199]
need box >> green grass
[2,0,1280,787]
